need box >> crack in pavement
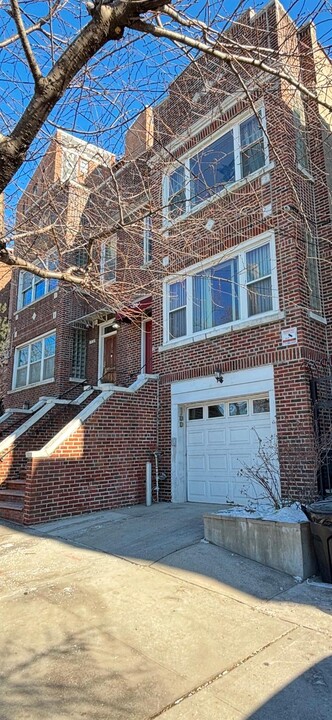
[148,627,297,719]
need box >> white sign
[281,327,298,347]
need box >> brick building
[0,1,331,523]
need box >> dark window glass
[188,407,203,420]
[208,404,225,418]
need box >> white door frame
[170,365,276,503]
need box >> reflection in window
[253,398,270,414]
[188,407,203,420]
[229,401,248,416]
[208,405,225,418]
[14,333,56,389]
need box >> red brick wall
[23,380,158,523]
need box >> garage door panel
[206,428,226,444]
[208,454,228,471]
[188,480,209,501]
[229,426,251,444]
[187,430,205,446]
[229,453,252,471]
[188,454,205,471]
[209,480,231,503]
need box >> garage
[187,395,272,503]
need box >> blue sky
[1,0,331,220]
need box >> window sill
[16,289,58,315]
[8,378,55,394]
[297,164,314,183]
[69,377,87,383]
[141,261,152,269]
[308,311,327,325]
[159,310,285,352]
[163,161,275,230]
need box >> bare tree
[0,0,331,295]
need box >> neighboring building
[0,1,331,523]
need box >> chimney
[125,108,154,159]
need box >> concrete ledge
[204,513,317,580]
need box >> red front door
[144,320,152,374]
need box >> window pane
[190,131,235,205]
[30,341,42,363]
[29,361,41,384]
[18,347,29,367]
[306,233,321,312]
[240,115,263,148]
[43,356,55,380]
[208,404,225,418]
[241,141,265,176]
[293,109,309,170]
[169,166,186,218]
[35,279,46,299]
[22,272,33,291]
[169,308,186,339]
[169,281,186,311]
[22,288,32,307]
[253,398,270,414]
[248,278,272,316]
[188,407,203,420]
[229,401,248,416]
[193,259,238,332]
[48,278,58,292]
[247,244,271,282]
[44,335,56,358]
[16,367,27,388]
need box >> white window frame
[12,330,56,390]
[163,231,278,347]
[100,238,116,284]
[162,105,269,225]
[143,216,153,265]
[17,249,59,311]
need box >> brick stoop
[0,392,101,523]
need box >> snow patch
[216,502,308,523]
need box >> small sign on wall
[281,327,298,347]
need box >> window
[100,239,116,283]
[229,401,248,416]
[188,407,203,420]
[62,151,77,182]
[143,216,153,264]
[165,238,275,342]
[253,398,270,413]
[306,231,322,313]
[17,250,59,310]
[208,404,225,418]
[74,247,89,268]
[165,109,267,221]
[71,329,87,379]
[293,107,309,171]
[13,333,56,389]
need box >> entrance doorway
[99,323,117,384]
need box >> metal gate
[311,376,332,496]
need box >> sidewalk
[1,503,331,719]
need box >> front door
[102,332,117,383]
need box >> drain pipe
[146,461,152,506]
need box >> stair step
[0,488,25,500]
[7,479,26,490]
[0,500,24,511]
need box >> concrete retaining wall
[204,513,317,579]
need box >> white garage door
[187,396,272,504]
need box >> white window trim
[12,329,56,390]
[162,231,278,348]
[162,104,269,226]
[17,249,59,311]
[100,237,117,285]
[143,216,153,266]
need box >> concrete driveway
[1,502,332,719]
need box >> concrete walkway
[1,503,331,719]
